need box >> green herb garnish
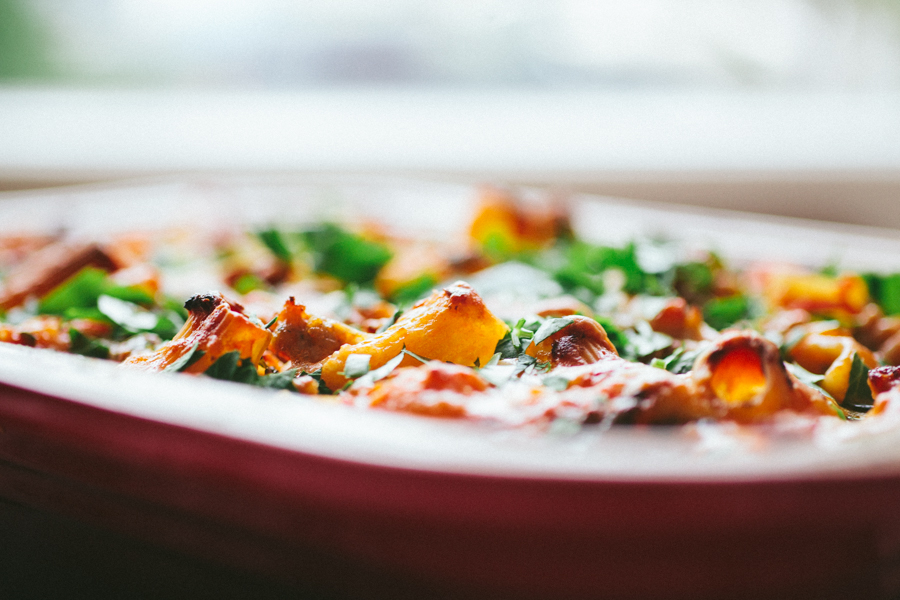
[390,274,437,305]
[97,295,158,332]
[163,343,206,373]
[257,228,294,262]
[703,295,751,331]
[349,352,407,388]
[651,345,706,374]
[342,353,371,379]
[402,347,430,364]
[203,351,297,390]
[68,328,110,359]
[301,223,392,284]
[376,308,403,333]
[784,362,833,400]
[39,268,149,314]
[232,273,267,295]
[843,353,875,412]
[532,316,576,346]
[623,321,673,360]
[863,273,900,316]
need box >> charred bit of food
[124,292,271,373]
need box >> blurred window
[2,0,900,90]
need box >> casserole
[1,177,899,599]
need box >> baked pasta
[3,187,900,430]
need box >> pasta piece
[853,304,900,349]
[123,292,271,373]
[0,241,118,310]
[525,316,618,367]
[268,297,366,373]
[320,282,508,390]
[852,304,900,366]
[468,188,570,256]
[762,270,869,319]
[879,332,900,367]
[648,297,712,341]
[690,331,840,422]
[787,325,878,402]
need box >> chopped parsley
[650,345,706,374]
[843,353,875,412]
[353,352,405,387]
[703,295,752,331]
[863,273,900,316]
[163,343,205,373]
[341,353,371,379]
[68,328,110,359]
[593,316,630,356]
[36,268,181,340]
[389,274,437,305]
[256,228,294,263]
[203,351,298,390]
[39,267,155,315]
[623,321,673,360]
[785,362,834,401]
[532,316,577,346]
[301,223,393,284]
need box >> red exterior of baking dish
[1,381,898,600]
